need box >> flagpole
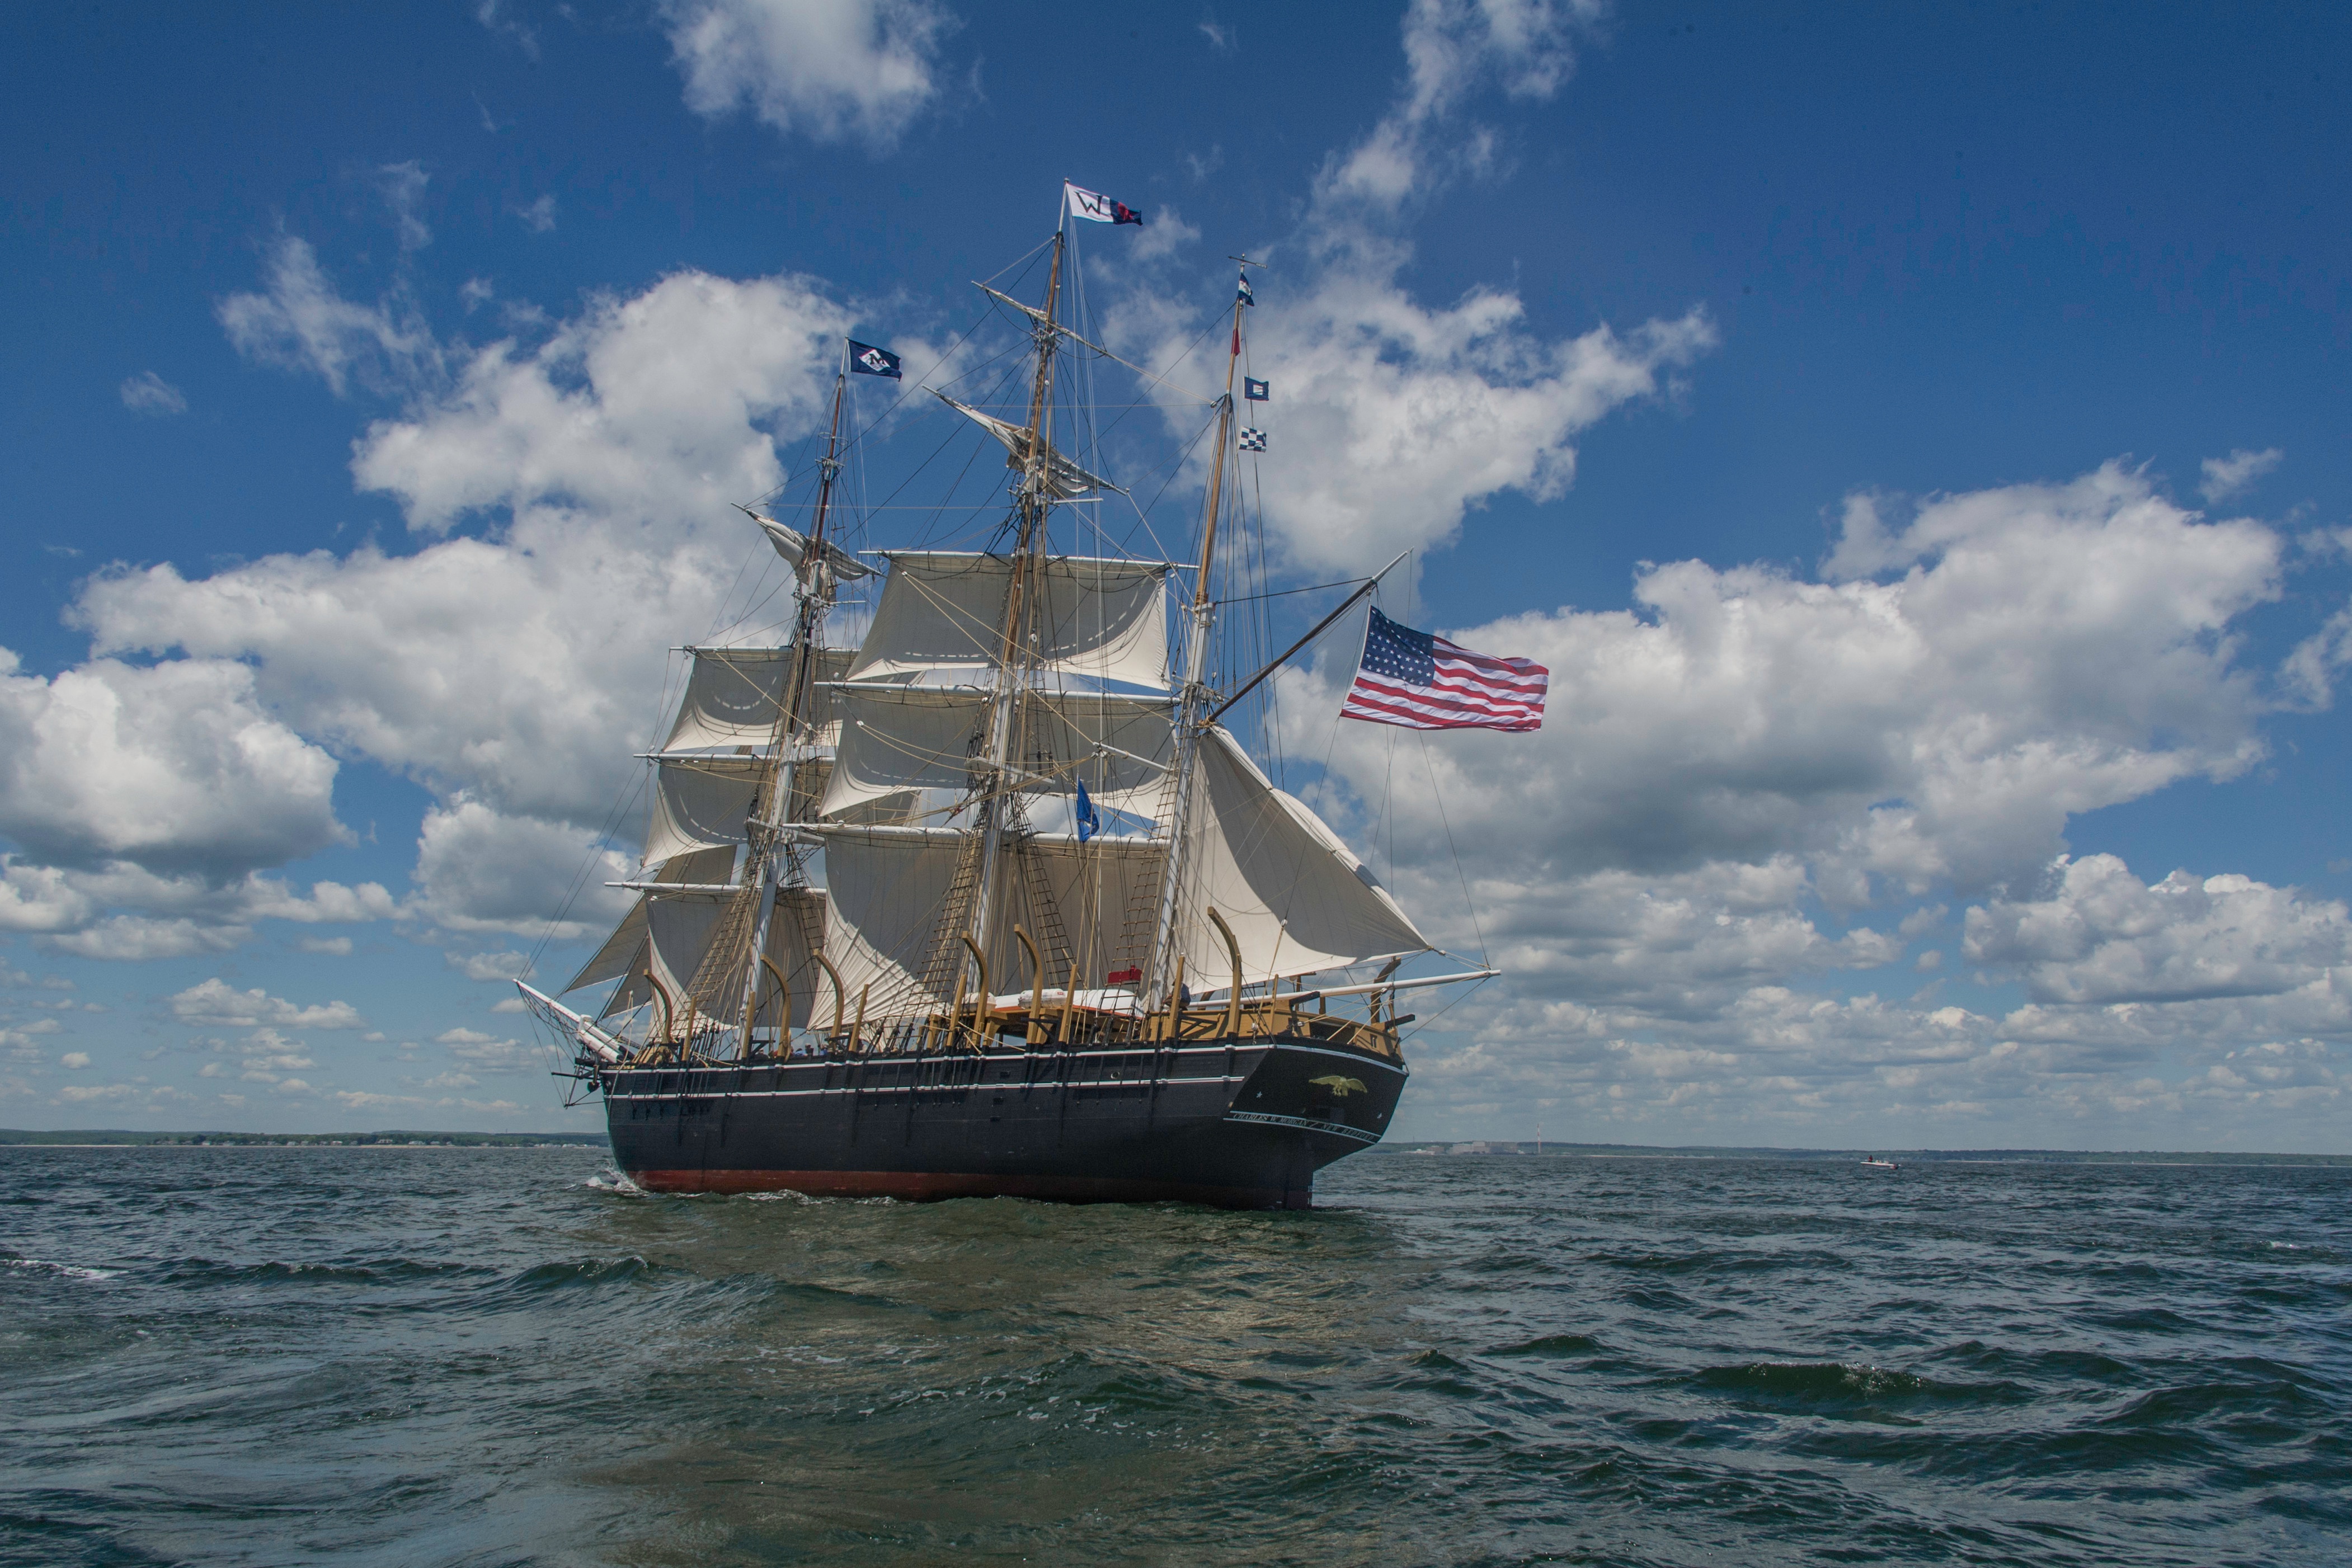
[1191,257,1257,610]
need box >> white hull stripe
[609,1073,1250,1101]
[1223,1110,1380,1143]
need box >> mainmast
[733,349,851,1053]
[962,225,1068,971]
[1142,258,1257,1007]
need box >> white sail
[646,894,730,1005]
[565,846,735,992]
[662,647,786,753]
[808,823,1156,1008]
[1170,727,1428,985]
[933,393,1119,500]
[819,685,1175,820]
[844,553,1170,691]
[807,827,961,1007]
[640,756,763,867]
[661,646,854,754]
[598,887,827,1032]
[751,510,873,580]
[807,723,1428,1012]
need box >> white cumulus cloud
[170,978,365,1030]
[2199,446,2282,503]
[74,257,850,943]
[0,650,345,878]
[1322,0,1605,209]
[661,0,953,150]
[1293,464,2281,930]
[1967,854,2352,1007]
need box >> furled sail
[932,392,1120,500]
[844,553,1170,690]
[749,508,873,581]
[819,685,1175,819]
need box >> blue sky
[4,1,2349,1148]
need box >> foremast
[726,347,852,1054]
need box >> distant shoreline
[1384,1140,2352,1166]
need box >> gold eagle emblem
[1308,1075,1368,1098]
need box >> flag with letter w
[1065,182,1142,225]
[1340,606,1548,732]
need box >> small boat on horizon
[1860,1156,1900,1171]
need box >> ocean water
[1,1148,2346,1566]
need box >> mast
[962,224,1067,972]
[1142,258,1255,1007]
[735,346,851,1054]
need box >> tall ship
[519,187,1497,1208]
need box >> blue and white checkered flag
[1238,427,1267,452]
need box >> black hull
[599,1035,1406,1209]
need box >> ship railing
[581,968,1492,1067]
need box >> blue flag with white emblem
[1244,376,1268,401]
[1075,779,1099,843]
[848,340,902,378]
[1236,272,1254,306]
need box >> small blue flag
[1244,376,1269,401]
[1239,427,1267,452]
[1075,779,1099,844]
[848,340,902,378]
[1236,273,1254,307]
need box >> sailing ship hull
[599,1035,1405,1209]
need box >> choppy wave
[2,1256,119,1283]
[1,1147,2347,1565]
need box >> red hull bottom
[629,1166,1313,1210]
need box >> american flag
[1340,607,1549,732]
